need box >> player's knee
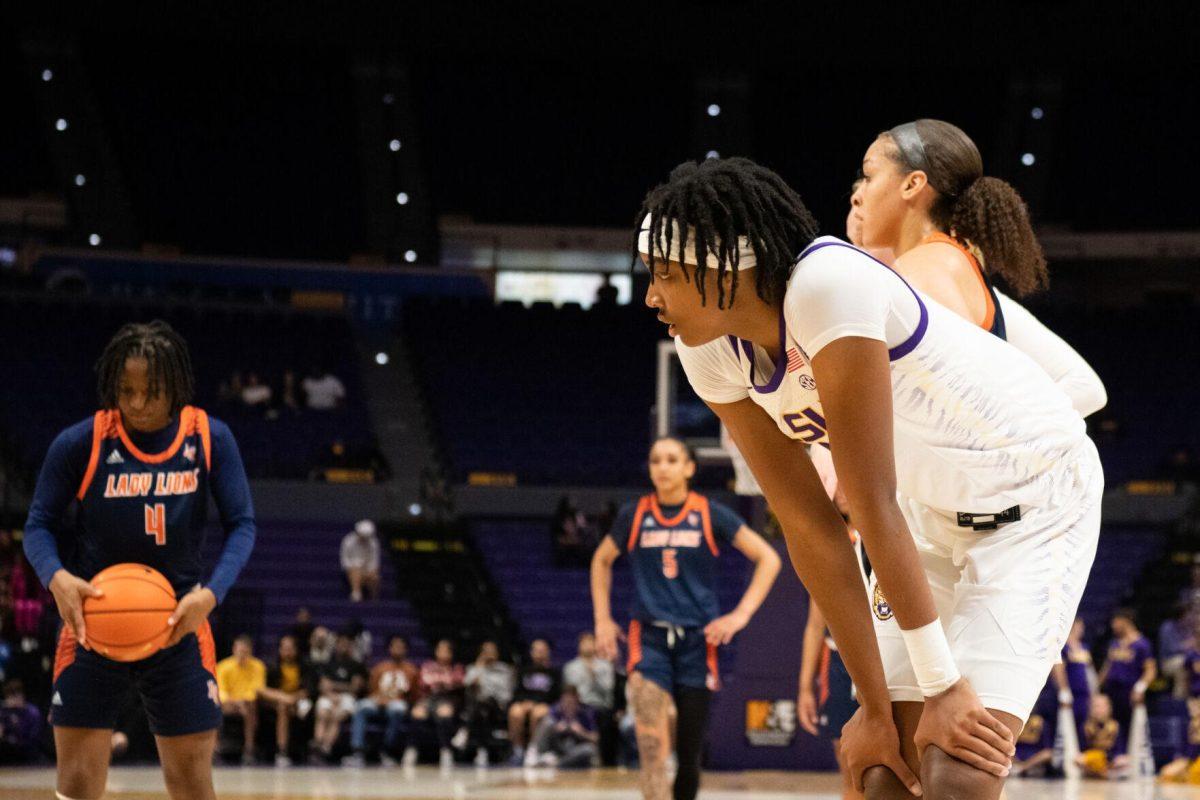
[862,764,912,800]
[921,746,1002,800]
[57,768,102,800]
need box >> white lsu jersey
[676,237,1100,515]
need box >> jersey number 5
[662,548,679,579]
[144,503,167,546]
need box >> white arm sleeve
[675,338,749,405]
[787,244,919,357]
[996,291,1107,417]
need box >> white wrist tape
[901,620,961,696]
[1134,680,1148,694]
[1058,688,1074,705]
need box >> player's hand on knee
[594,617,625,661]
[165,586,217,647]
[797,688,819,736]
[915,678,1014,777]
[49,568,103,649]
[841,707,922,796]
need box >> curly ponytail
[949,176,1047,297]
[884,119,1048,297]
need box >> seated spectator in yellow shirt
[216,635,267,764]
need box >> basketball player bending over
[636,157,1103,799]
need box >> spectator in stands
[595,274,619,307]
[405,638,465,769]
[526,685,599,768]
[215,635,268,765]
[1180,563,1200,613]
[461,640,515,766]
[563,631,615,763]
[302,365,347,411]
[1161,639,1200,781]
[1098,608,1156,758]
[309,625,334,666]
[345,618,373,663]
[240,371,272,410]
[279,369,300,415]
[1078,694,1121,778]
[508,639,560,765]
[258,634,313,767]
[340,519,381,602]
[312,632,368,763]
[289,606,315,651]
[344,634,421,767]
[551,496,588,567]
[0,678,41,764]
[1058,617,1095,742]
[1159,603,1195,698]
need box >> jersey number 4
[144,503,167,546]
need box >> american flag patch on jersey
[786,348,805,372]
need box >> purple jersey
[1063,642,1093,697]
[1185,649,1200,698]
[1102,635,1153,690]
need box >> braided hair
[633,157,820,309]
[95,320,195,413]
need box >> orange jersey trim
[627,620,643,674]
[195,408,212,471]
[115,406,197,464]
[648,491,700,528]
[75,410,111,500]
[706,641,721,691]
[922,232,995,332]
[53,625,78,683]
[197,620,217,677]
[817,642,831,706]
[627,497,652,552]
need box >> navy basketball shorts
[627,620,719,694]
[818,648,858,740]
[50,621,223,737]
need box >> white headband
[637,213,758,270]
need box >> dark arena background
[1,5,1198,799]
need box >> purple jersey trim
[738,311,789,394]
[796,240,929,362]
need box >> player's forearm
[1051,662,1069,692]
[733,547,781,620]
[22,524,65,588]
[798,607,825,690]
[590,556,615,624]
[779,519,891,715]
[852,501,938,630]
[206,521,255,603]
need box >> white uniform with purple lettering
[675,236,1104,719]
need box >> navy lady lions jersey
[608,492,745,627]
[73,406,216,595]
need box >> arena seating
[201,520,426,661]
[403,297,664,486]
[0,292,374,481]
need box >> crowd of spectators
[211,615,623,769]
[217,366,347,419]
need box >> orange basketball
[82,563,177,662]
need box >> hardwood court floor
[1,766,1198,799]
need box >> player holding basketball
[23,321,255,800]
[636,156,1103,800]
[592,436,780,800]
